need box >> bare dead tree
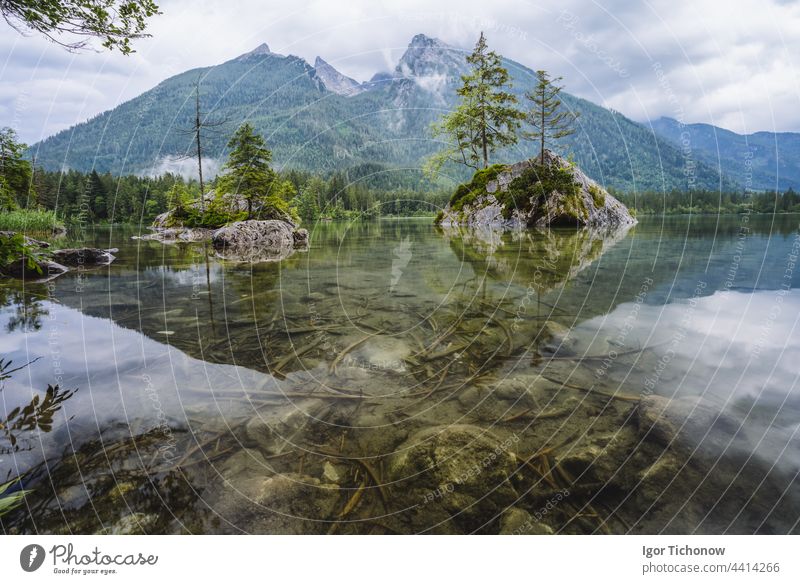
[178,75,229,212]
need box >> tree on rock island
[217,123,279,219]
[427,32,524,173]
[524,70,579,163]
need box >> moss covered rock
[436,150,636,229]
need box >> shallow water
[1,215,799,534]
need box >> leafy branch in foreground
[1,0,161,55]
[0,233,47,276]
[0,478,31,517]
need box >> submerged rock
[389,424,520,532]
[499,507,554,535]
[437,150,636,229]
[104,512,159,535]
[206,449,340,533]
[346,335,412,373]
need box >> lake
[1,214,799,534]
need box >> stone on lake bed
[103,512,159,535]
[499,507,554,535]
[208,449,341,533]
[389,424,520,530]
[346,335,412,373]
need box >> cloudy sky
[2,0,799,144]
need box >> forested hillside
[30,35,732,193]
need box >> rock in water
[51,248,117,268]
[211,220,297,262]
[437,150,636,229]
[389,425,520,532]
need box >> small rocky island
[436,150,636,229]
[141,192,309,262]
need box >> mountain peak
[235,42,275,61]
[313,56,364,96]
[396,33,467,83]
[408,33,449,49]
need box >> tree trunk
[481,126,488,168]
[195,86,205,213]
[540,94,546,163]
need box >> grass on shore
[0,209,64,233]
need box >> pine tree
[0,127,33,208]
[87,170,107,219]
[217,123,275,218]
[428,32,523,173]
[524,70,579,163]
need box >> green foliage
[178,198,247,229]
[588,183,606,207]
[650,117,800,192]
[165,182,191,213]
[217,123,276,218]
[615,187,800,215]
[448,164,507,212]
[0,233,46,275]
[2,0,160,55]
[428,32,524,173]
[291,176,323,222]
[0,127,34,210]
[0,478,31,517]
[0,209,63,232]
[524,71,579,162]
[497,162,582,220]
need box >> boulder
[438,150,636,229]
[211,220,298,262]
[293,228,309,248]
[51,247,117,268]
[1,258,68,281]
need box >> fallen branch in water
[539,375,640,402]
[541,340,670,363]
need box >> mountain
[29,34,733,192]
[650,117,800,191]
[313,57,364,96]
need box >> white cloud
[147,154,222,180]
[1,0,799,144]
